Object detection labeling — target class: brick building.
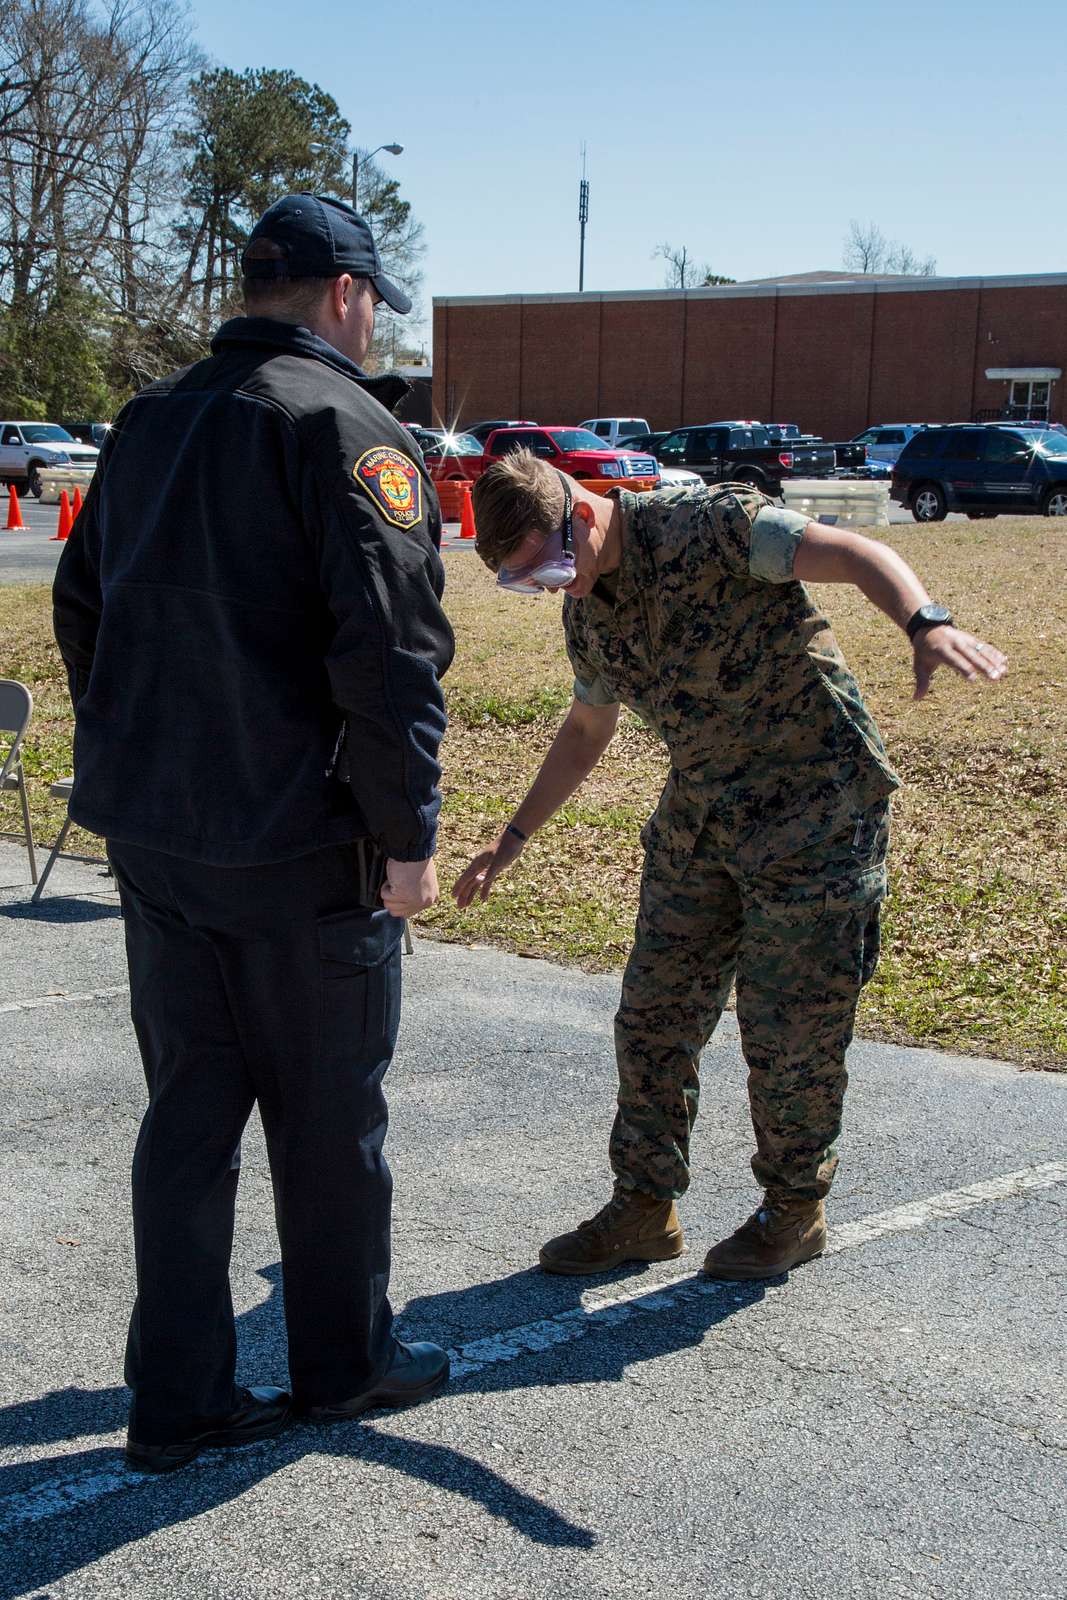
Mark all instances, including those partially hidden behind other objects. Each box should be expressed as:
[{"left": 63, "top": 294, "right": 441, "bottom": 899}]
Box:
[{"left": 432, "top": 272, "right": 1066, "bottom": 441}]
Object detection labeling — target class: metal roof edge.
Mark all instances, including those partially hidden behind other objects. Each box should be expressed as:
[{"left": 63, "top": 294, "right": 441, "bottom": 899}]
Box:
[{"left": 433, "top": 272, "right": 1067, "bottom": 308}]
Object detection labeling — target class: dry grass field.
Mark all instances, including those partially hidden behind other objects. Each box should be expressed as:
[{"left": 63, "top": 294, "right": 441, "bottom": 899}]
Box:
[{"left": 2, "top": 515, "right": 1064, "bottom": 1068}]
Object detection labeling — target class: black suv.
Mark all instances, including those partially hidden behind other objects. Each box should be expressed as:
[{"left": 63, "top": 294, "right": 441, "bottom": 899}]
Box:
[{"left": 892, "top": 424, "right": 1067, "bottom": 521}]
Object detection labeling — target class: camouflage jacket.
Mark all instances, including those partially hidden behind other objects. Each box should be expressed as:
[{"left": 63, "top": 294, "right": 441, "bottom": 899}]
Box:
[{"left": 563, "top": 485, "right": 900, "bottom": 873}]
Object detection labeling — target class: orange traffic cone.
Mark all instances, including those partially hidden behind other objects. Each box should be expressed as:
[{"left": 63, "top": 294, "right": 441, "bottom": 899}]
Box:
[
  {"left": 5, "top": 484, "right": 24, "bottom": 530},
  {"left": 459, "top": 486, "right": 477, "bottom": 540},
  {"left": 72, "top": 486, "right": 84, "bottom": 519},
  {"left": 52, "top": 491, "right": 73, "bottom": 542}
]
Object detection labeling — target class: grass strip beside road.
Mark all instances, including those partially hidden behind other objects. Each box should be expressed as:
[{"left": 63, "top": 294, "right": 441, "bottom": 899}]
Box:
[{"left": 2, "top": 517, "right": 1064, "bottom": 1069}]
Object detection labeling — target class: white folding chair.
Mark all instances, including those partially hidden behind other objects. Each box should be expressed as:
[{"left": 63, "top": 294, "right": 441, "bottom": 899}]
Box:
[{"left": 0, "top": 679, "right": 38, "bottom": 884}]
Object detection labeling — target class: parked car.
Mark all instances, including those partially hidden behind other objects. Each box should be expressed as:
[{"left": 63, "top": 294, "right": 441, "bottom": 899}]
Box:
[
  {"left": 657, "top": 465, "right": 705, "bottom": 488},
  {"left": 851, "top": 424, "right": 928, "bottom": 468},
  {"left": 0, "top": 420, "right": 100, "bottom": 497},
  {"left": 62, "top": 420, "right": 111, "bottom": 448},
  {"left": 403, "top": 424, "right": 444, "bottom": 455},
  {"left": 418, "top": 431, "right": 486, "bottom": 483},
  {"left": 578, "top": 417, "right": 652, "bottom": 448},
  {"left": 619, "top": 429, "right": 670, "bottom": 453},
  {"left": 652, "top": 422, "right": 836, "bottom": 495},
  {"left": 761, "top": 422, "right": 867, "bottom": 473},
  {"left": 465, "top": 419, "right": 538, "bottom": 445},
  {"left": 891, "top": 424, "right": 1067, "bottom": 521},
  {"left": 441, "top": 426, "right": 660, "bottom": 486}
]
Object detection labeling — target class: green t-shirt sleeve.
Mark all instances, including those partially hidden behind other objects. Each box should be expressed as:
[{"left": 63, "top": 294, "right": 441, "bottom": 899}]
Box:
[
  {"left": 748, "top": 505, "right": 810, "bottom": 582},
  {"left": 572, "top": 672, "right": 620, "bottom": 707}
]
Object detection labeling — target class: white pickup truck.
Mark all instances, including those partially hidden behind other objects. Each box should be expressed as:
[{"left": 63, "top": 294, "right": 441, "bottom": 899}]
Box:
[{"left": 0, "top": 421, "right": 100, "bottom": 499}]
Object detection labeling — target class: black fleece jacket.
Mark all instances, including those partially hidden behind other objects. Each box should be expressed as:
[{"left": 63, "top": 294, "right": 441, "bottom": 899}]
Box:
[{"left": 52, "top": 317, "right": 455, "bottom": 864}]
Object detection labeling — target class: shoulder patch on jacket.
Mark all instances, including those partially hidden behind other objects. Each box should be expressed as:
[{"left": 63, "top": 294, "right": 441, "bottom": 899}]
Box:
[{"left": 352, "top": 446, "right": 422, "bottom": 529}]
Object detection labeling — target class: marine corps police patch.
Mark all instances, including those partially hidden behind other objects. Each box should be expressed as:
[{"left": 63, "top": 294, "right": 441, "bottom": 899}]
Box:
[{"left": 353, "top": 446, "right": 422, "bottom": 529}]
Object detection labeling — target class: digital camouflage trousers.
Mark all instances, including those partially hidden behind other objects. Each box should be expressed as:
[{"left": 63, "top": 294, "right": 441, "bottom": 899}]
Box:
[{"left": 611, "top": 797, "right": 890, "bottom": 1202}]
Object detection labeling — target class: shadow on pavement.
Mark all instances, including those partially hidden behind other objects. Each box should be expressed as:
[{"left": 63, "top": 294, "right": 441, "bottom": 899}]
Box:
[
  {"left": 0, "top": 1254, "right": 765, "bottom": 1592},
  {"left": 0, "top": 1267, "right": 591, "bottom": 1595},
  {"left": 0, "top": 894, "right": 120, "bottom": 924}
]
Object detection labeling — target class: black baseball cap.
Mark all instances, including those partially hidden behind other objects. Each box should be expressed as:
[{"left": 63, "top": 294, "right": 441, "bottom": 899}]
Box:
[{"left": 241, "top": 193, "right": 412, "bottom": 315}]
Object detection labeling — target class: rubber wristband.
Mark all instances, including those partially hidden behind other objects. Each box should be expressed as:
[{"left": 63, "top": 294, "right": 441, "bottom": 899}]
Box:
[{"left": 505, "top": 822, "right": 528, "bottom": 844}]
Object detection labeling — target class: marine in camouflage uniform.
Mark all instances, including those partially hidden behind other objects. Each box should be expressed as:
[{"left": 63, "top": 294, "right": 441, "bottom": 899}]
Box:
[{"left": 563, "top": 484, "right": 898, "bottom": 1216}]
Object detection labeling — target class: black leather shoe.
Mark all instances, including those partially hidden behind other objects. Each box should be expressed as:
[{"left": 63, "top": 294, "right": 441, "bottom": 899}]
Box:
[
  {"left": 303, "top": 1340, "right": 450, "bottom": 1422},
  {"left": 124, "top": 1385, "right": 292, "bottom": 1473}
]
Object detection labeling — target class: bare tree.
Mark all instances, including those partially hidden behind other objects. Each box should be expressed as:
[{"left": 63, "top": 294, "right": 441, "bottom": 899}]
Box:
[
  {"left": 0, "top": 0, "right": 200, "bottom": 310},
  {"left": 843, "top": 218, "right": 936, "bottom": 276},
  {"left": 653, "top": 241, "right": 734, "bottom": 289}
]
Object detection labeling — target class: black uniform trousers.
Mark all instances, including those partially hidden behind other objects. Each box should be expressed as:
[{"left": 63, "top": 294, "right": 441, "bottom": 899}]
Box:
[{"left": 108, "top": 839, "right": 403, "bottom": 1444}]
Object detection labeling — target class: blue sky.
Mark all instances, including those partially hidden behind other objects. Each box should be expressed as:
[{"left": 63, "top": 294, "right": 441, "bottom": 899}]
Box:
[{"left": 188, "top": 0, "right": 1066, "bottom": 334}]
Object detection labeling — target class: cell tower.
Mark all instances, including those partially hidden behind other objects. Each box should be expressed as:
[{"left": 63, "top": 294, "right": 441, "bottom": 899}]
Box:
[{"left": 578, "top": 144, "right": 589, "bottom": 292}]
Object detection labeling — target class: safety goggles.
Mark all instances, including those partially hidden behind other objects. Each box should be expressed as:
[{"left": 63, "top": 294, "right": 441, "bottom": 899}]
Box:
[{"left": 495, "top": 476, "right": 577, "bottom": 595}]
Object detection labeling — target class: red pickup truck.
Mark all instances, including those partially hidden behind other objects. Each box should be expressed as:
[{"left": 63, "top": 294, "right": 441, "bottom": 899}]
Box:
[{"left": 428, "top": 425, "right": 661, "bottom": 488}]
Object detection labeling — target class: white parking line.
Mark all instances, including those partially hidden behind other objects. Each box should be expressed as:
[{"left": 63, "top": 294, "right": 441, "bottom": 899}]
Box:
[
  {"left": 0, "top": 984, "right": 128, "bottom": 1017},
  {"left": 2, "top": 1157, "right": 1063, "bottom": 1533},
  {"left": 451, "top": 1159, "right": 1067, "bottom": 1377}
]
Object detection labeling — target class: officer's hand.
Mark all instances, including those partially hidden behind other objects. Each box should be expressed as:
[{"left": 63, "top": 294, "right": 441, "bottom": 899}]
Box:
[
  {"left": 381, "top": 857, "right": 438, "bottom": 918},
  {"left": 452, "top": 831, "right": 525, "bottom": 908},
  {"left": 912, "top": 626, "right": 1007, "bottom": 701}
]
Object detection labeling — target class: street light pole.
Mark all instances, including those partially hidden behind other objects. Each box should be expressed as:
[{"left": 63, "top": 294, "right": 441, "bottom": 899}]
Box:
[{"left": 352, "top": 142, "right": 404, "bottom": 210}]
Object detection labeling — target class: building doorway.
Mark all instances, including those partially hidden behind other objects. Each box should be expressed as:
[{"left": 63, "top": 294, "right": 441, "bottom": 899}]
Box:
[{"left": 1008, "top": 378, "right": 1050, "bottom": 422}]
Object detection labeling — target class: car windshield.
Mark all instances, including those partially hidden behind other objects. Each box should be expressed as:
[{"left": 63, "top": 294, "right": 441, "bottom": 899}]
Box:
[
  {"left": 433, "top": 432, "right": 482, "bottom": 454},
  {"left": 1033, "top": 431, "right": 1067, "bottom": 456},
  {"left": 20, "top": 424, "right": 76, "bottom": 444},
  {"left": 549, "top": 429, "right": 606, "bottom": 451}
]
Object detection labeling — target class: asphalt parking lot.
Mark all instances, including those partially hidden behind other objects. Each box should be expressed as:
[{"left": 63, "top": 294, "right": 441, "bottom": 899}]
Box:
[
  {"left": 0, "top": 495, "right": 970, "bottom": 586},
  {"left": 1, "top": 841, "right": 1064, "bottom": 1600}
]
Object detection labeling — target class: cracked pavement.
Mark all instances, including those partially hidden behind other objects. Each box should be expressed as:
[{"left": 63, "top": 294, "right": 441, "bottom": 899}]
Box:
[{"left": 1, "top": 842, "right": 1065, "bottom": 1600}]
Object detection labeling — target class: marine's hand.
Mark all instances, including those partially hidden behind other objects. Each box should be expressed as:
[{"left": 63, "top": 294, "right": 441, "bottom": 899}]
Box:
[
  {"left": 913, "top": 626, "right": 1007, "bottom": 701},
  {"left": 381, "top": 857, "right": 438, "bottom": 918},
  {"left": 452, "top": 831, "right": 525, "bottom": 908}
]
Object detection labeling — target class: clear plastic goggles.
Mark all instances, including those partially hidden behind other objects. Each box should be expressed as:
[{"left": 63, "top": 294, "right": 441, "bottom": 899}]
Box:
[{"left": 495, "top": 476, "right": 577, "bottom": 595}]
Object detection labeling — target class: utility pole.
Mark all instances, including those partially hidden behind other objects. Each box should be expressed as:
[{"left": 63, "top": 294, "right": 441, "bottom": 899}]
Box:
[{"left": 578, "top": 144, "right": 589, "bottom": 292}]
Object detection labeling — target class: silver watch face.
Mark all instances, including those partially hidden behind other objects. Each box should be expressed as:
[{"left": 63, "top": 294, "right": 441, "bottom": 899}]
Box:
[{"left": 921, "top": 605, "right": 952, "bottom": 625}]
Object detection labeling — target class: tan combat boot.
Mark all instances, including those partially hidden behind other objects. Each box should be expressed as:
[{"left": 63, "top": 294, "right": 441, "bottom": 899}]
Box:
[
  {"left": 539, "top": 1185, "right": 685, "bottom": 1276},
  {"left": 701, "top": 1195, "right": 827, "bottom": 1281}
]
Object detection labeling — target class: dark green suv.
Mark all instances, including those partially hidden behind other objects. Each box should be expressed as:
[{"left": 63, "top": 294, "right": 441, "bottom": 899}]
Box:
[{"left": 891, "top": 424, "right": 1067, "bottom": 521}]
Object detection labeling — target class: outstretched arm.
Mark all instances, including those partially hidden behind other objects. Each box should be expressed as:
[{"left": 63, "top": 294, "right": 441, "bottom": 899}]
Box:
[
  {"left": 792, "top": 523, "right": 1007, "bottom": 700},
  {"left": 453, "top": 697, "right": 620, "bottom": 907}
]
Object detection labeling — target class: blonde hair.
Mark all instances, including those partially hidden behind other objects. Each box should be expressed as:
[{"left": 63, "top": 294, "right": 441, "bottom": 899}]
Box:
[{"left": 471, "top": 449, "right": 565, "bottom": 572}]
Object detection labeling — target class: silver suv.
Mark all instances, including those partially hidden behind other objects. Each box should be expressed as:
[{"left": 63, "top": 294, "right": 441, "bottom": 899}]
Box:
[
  {"left": 850, "top": 424, "right": 927, "bottom": 467},
  {"left": 0, "top": 421, "right": 100, "bottom": 497}
]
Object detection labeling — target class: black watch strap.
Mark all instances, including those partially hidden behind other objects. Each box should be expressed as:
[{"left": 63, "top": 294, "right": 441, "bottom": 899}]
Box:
[{"left": 906, "top": 603, "right": 953, "bottom": 642}]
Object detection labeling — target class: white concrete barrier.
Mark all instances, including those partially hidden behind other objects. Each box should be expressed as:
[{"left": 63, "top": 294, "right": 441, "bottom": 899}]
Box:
[
  {"left": 782, "top": 478, "right": 890, "bottom": 528},
  {"left": 36, "top": 465, "right": 96, "bottom": 505}
]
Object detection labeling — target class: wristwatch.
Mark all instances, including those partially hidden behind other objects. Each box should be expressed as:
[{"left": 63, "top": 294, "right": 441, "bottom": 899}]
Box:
[{"left": 906, "top": 603, "right": 954, "bottom": 642}]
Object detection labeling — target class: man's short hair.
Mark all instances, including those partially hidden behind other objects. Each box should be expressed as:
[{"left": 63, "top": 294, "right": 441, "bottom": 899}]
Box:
[
  {"left": 241, "top": 237, "right": 338, "bottom": 320},
  {"left": 472, "top": 449, "right": 565, "bottom": 572}
]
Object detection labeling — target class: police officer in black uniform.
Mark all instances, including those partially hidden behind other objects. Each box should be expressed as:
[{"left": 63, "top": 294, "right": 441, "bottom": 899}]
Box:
[{"left": 52, "top": 195, "right": 456, "bottom": 1472}]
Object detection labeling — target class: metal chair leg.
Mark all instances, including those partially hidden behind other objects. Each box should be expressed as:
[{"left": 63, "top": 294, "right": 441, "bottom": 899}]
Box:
[
  {"left": 31, "top": 813, "right": 72, "bottom": 903},
  {"left": 16, "top": 765, "right": 37, "bottom": 883}
]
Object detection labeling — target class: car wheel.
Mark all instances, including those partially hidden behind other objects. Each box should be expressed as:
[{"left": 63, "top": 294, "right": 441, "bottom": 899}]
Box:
[
  {"left": 731, "top": 469, "right": 765, "bottom": 491},
  {"left": 911, "top": 483, "right": 946, "bottom": 522},
  {"left": 1042, "top": 486, "right": 1067, "bottom": 517},
  {"left": 27, "top": 462, "right": 44, "bottom": 498}
]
